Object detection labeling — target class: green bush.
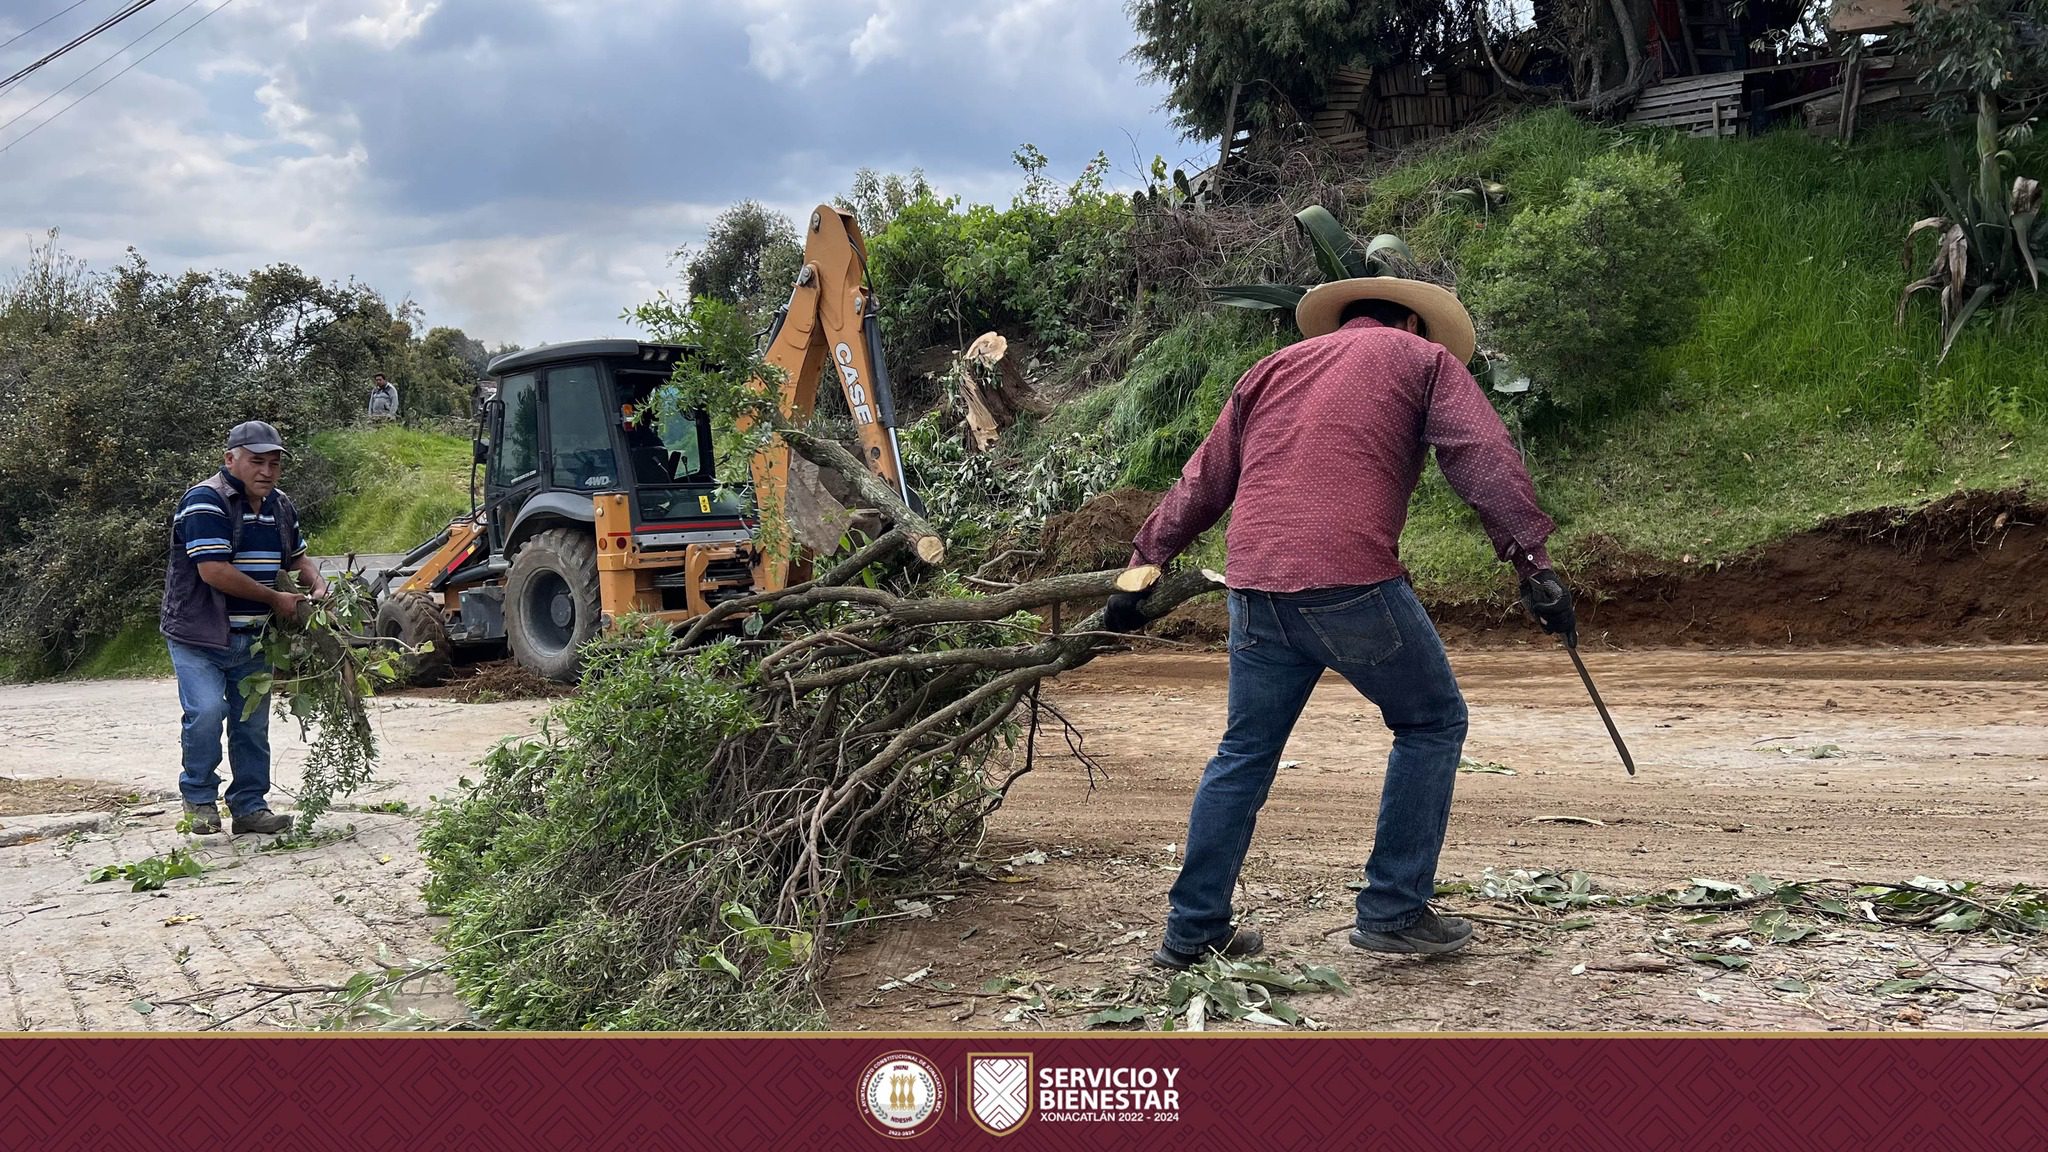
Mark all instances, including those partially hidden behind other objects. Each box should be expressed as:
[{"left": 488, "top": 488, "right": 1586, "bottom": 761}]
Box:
[
  {"left": 865, "top": 149, "right": 1135, "bottom": 362},
  {"left": 1466, "top": 151, "right": 1711, "bottom": 413},
  {"left": 0, "top": 244, "right": 416, "bottom": 670}
]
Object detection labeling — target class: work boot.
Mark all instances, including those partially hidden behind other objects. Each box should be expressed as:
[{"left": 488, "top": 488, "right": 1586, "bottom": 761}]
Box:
[
  {"left": 230, "top": 808, "right": 293, "bottom": 837},
  {"left": 1152, "top": 926, "right": 1264, "bottom": 971},
  {"left": 181, "top": 801, "right": 221, "bottom": 836},
  {"left": 1349, "top": 908, "right": 1473, "bottom": 956}
]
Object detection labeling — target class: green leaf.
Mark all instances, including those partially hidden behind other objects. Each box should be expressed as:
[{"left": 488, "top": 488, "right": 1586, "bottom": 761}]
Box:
[
  {"left": 720, "top": 902, "right": 765, "bottom": 932},
  {"left": 1771, "top": 978, "right": 1811, "bottom": 994},
  {"left": 1299, "top": 964, "right": 1349, "bottom": 993},
  {"left": 88, "top": 866, "right": 121, "bottom": 884},
  {"left": 1930, "top": 907, "right": 1985, "bottom": 932},
  {"left": 1557, "top": 916, "right": 1596, "bottom": 931},
  {"left": 1360, "top": 233, "right": 1414, "bottom": 276},
  {"left": 1084, "top": 1005, "right": 1149, "bottom": 1027},
  {"left": 1208, "top": 284, "right": 1307, "bottom": 310},
  {"left": 698, "top": 949, "right": 742, "bottom": 982},
  {"left": 130, "top": 999, "right": 154, "bottom": 1015},
  {"left": 1688, "top": 952, "right": 1750, "bottom": 970},
  {"left": 1940, "top": 282, "right": 1997, "bottom": 359},
  {"left": 1875, "top": 976, "right": 1936, "bottom": 996},
  {"left": 1295, "top": 205, "right": 1368, "bottom": 281}
]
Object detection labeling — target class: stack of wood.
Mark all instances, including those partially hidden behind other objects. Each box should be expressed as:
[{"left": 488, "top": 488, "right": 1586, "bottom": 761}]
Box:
[
  {"left": 956, "top": 333, "right": 1044, "bottom": 453},
  {"left": 1307, "top": 63, "right": 1502, "bottom": 157}
]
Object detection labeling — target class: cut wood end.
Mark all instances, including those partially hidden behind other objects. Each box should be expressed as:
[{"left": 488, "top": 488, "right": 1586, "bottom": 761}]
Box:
[
  {"left": 1199, "top": 568, "right": 1225, "bottom": 585},
  {"left": 913, "top": 536, "right": 947, "bottom": 564},
  {"left": 964, "top": 331, "right": 1008, "bottom": 364},
  {"left": 1115, "top": 565, "right": 1163, "bottom": 593}
]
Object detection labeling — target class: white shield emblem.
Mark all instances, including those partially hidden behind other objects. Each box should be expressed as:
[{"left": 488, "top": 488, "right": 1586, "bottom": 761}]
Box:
[{"left": 968, "top": 1053, "right": 1033, "bottom": 1136}]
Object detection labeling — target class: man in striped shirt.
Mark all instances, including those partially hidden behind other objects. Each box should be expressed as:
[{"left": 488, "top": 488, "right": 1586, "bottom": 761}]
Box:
[{"left": 160, "top": 421, "right": 328, "bottom": 836}]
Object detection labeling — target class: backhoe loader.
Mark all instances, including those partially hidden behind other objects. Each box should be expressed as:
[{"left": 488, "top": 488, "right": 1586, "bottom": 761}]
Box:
[{"left": 372, "top": 204, "right": 914, "bottom": 683}]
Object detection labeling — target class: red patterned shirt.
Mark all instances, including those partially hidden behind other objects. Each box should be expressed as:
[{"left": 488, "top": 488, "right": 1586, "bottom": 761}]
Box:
[{"left": 1130, "top": 317, "right": 1555, "bottom": 590}]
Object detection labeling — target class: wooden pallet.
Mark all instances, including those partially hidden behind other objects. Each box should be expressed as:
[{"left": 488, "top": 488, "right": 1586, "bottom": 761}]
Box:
[{"left": 1627, "top": 71, "right": 1747, "bottom": 136}]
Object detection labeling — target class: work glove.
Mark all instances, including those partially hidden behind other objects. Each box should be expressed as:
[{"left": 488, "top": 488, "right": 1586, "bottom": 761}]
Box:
[
  {"left": 1101, "top": 591, "right": 1149, "bottom": 635},
  {"left": 1519, "top": 569, "right": 1576, "bottom": 645}
]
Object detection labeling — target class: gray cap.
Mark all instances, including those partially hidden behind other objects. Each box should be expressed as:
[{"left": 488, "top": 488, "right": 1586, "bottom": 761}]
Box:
[{"left": 227, "top": 420, "right": 287, "bottom": 454}]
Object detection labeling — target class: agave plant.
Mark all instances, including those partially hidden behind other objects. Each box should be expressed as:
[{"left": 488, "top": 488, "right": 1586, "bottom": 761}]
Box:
[
  {"left": 1899, "top": 154, "right": 2046, "bottom": 360},
  {"left": 1209, "top": 205, "right": 1526, "bottom": 392},
  {"left": 1209, "top": 205, "right": 1415, "bottom": 314}
]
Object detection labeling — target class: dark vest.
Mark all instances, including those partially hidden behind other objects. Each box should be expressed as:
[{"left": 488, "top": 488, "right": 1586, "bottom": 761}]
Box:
[{"left": 160, "top": 473, "right": 301, "bottom": 651}]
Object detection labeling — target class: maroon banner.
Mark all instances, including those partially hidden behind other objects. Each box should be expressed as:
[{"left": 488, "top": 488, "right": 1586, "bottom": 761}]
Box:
[{"left": 2, "top": 1035, "right": 2044, "bottom": 1150}]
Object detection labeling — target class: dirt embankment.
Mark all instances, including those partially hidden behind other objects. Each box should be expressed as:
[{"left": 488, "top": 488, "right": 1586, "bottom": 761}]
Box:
[
  {"left": 1437, "top": 489, "right": 2048, "bottom": 647},
  {"left": 1032, "top": 487, "right": 2048, "bottom": 648}
]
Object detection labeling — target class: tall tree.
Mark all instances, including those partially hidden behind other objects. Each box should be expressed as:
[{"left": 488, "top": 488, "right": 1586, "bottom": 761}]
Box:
[
  {"left": 684, "top": 201, "right": 804, "bottom": 320},
  {"left": 1126, "top": 0, "right": 1465, "bottom": 138}
]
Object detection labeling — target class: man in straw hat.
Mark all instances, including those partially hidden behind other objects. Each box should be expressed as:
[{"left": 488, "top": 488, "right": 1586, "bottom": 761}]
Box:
[{"left": 1102, "top": 276, "right": 1576, "bottom": 969}]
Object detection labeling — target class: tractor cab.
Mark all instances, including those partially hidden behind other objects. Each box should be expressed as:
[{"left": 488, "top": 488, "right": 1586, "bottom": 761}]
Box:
[
  {"left": 480, "top": 341, "right": 749, "bottom": 564},
  {"left": 376, "top": 340, "right": 756, "bottom": 682}
]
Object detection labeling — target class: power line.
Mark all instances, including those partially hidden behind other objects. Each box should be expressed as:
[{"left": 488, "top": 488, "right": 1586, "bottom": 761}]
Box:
[
  {"left": 0, "top": 0, "right": 157, "bottom": 95},
  {"left": 0, "top": 0, "right": 236, "bottom": 158},
  {"left": 0, "top": 0, "right": 99, "bottom": 57},
  {"left": 0, "top": 0, "right": 204, "bottom": 143}
]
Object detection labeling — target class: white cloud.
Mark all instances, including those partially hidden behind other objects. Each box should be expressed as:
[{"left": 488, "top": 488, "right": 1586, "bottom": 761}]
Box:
[
  {"left": 0, "top": 0, "right": 1180, "bottom": 346},
  {"left": 849, "top": 0, "right": 908, "bottom": 69},
  {"left": 336, "top": 0, "right": 440, "bottom": 48}
]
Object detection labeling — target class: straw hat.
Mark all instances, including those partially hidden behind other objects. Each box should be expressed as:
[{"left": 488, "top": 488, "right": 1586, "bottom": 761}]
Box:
[{"left": 1295, "top": 277, "right": 1477, "bottom": 363}]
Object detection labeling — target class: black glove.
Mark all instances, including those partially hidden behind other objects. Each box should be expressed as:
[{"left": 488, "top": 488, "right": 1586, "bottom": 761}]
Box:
[
  {"left": 1101, "top": 591, "right": 1149, "bottom": 634},
  {"left": 1520, "top": 569, "right": 1577, "bottom": 644}
]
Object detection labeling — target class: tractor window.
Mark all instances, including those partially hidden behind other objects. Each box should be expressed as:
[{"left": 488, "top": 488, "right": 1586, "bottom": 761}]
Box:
[
  {"left": 493, "top": 372, "right": 540, "bottom": 486},
  {"left": 617, "top": 369, "right": 709, "bottom": 484},
  {"left": 545, "top": 365, "right": 619, "bottom": 491}
]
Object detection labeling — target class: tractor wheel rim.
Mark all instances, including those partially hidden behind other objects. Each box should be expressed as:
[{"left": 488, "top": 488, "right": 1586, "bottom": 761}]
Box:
[{"left": 525, "top": 571, "right": 576, "bottom": 654}]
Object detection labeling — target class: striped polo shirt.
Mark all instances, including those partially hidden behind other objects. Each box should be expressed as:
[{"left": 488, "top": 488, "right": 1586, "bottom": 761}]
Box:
[{"left": 174, "top": 471, "right": 309, "bottom": 632}]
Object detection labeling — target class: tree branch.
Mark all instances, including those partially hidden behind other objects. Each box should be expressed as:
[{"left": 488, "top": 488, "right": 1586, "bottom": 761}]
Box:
[{"left": 777, "top": 427, "right": 945, "bottom": 565}]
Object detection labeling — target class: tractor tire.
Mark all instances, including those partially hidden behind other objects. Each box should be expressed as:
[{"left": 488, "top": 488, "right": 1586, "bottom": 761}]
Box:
[
  {"left": 375, "top": 593, "right": 453, "bottom": 687},
  {"left": 505, "top": 528, "right": 601, "bottom": 683}
]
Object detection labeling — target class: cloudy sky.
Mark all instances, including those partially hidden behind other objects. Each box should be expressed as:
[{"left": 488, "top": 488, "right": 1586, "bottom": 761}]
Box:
[{"left": 0, "top": 0, "right": 1195, "bottom": 347}]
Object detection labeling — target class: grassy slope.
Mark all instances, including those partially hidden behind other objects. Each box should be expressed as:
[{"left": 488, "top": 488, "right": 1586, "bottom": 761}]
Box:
[
  {"left": 72, "top": 425, "right": 473, "bottom": 679},
  {"left": 1088, "top": 112, "right": 2048, "bottom": 602},
  {"left": 303, "top": 425, "right": 474, "bottom": 555}
]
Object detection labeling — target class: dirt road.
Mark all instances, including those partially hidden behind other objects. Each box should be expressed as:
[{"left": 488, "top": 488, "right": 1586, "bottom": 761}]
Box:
[
  {"left": 826, "top": 646, "right": 2048, "bottom": 1033},
  {"left": 2, "top": 645, "right": 2044, "bottom": 1032}
]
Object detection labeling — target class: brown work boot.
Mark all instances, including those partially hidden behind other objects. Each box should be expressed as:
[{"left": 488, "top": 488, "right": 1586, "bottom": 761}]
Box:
[
  {"left": 181, "top": 801, "right": 221, "bottom": 836},
  {"left": 230, "top": 808, "right": 293, "bottom": 836}
]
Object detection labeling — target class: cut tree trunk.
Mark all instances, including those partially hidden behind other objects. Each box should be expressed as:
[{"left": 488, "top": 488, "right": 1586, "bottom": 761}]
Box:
[{"left": 957, "top": 333, "right": 1044, "bottom": 453}]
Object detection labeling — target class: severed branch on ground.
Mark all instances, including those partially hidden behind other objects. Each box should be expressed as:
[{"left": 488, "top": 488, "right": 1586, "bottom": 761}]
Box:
[{"left": 422, "top": 419, "right": 1224, "bottom": 1026}]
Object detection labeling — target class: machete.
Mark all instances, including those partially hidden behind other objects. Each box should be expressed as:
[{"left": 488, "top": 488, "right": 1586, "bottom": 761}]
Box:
[{"left": 1563, "top": 637, "right": 1635, "bottom": 776}]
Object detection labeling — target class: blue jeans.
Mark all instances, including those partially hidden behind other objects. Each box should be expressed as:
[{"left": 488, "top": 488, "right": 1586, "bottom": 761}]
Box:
[
  {"left": 168, "top": 635, "right": 273, "bottom": 817},
  {"left": 1164, "top": 579, "right": 1468, "bottom": 953}
]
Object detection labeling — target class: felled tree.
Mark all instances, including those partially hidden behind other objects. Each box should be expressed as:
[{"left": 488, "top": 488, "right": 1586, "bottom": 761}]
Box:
[{"left": 418, "top": 297, "right": 1223, "bottom": 1030}]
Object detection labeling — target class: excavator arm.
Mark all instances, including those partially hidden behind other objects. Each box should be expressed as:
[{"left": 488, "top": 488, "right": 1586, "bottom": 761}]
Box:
[{"left": 749, "top": 204, "right": 912, "bottom": 591}]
